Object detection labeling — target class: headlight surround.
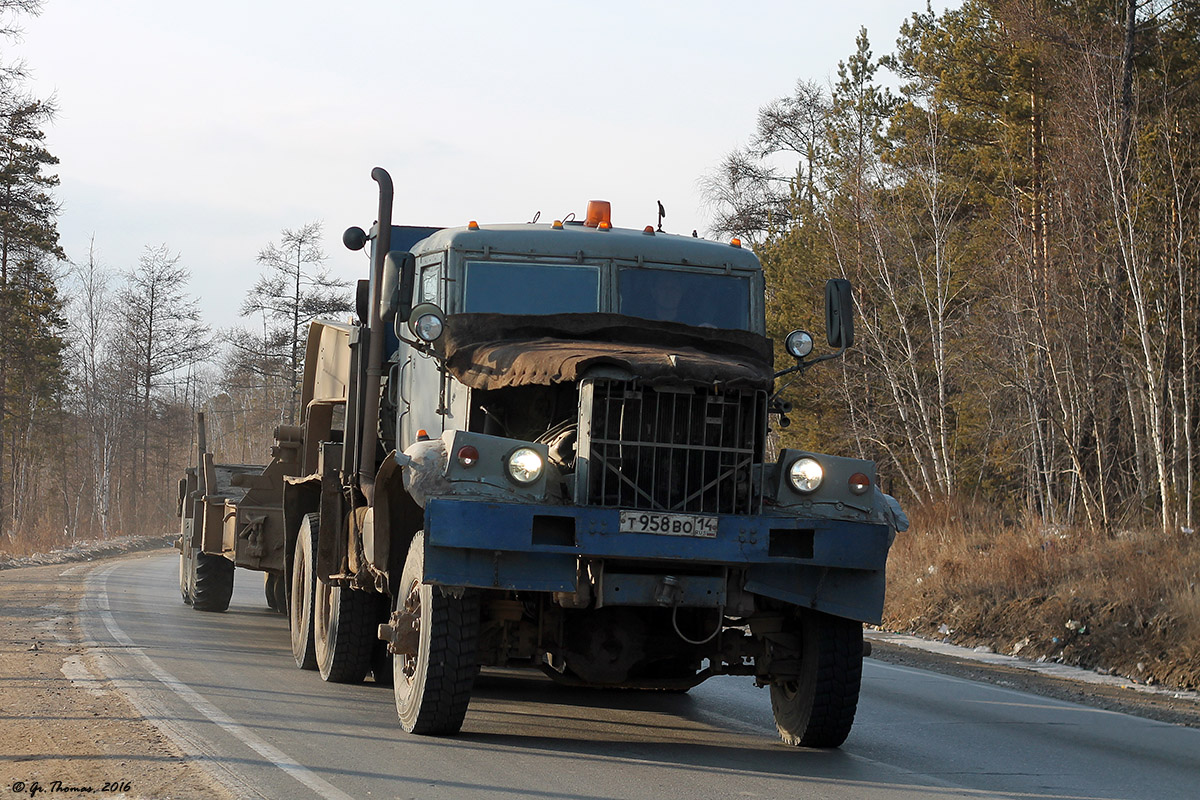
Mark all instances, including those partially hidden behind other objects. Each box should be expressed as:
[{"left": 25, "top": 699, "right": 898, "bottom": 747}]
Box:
[
  {"left": 787, "top": 457, "right": 823, "bottom": 493},
  {"left": 506, "top": 447, "right": 544, "bottom": 485}
]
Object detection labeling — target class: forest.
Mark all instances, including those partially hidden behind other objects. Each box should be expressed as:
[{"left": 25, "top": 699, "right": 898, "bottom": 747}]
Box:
[
  {"left": 701, "top": 0, "right": 1200, "bottom": 684},
  {"left": 2, "top": 1, "right": 1197, "bottom": 683}
]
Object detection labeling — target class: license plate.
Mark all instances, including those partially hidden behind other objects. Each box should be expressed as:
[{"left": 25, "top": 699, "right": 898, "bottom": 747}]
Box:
[{"left": 619, "top": 511, "right": 718, "bottom": 538}]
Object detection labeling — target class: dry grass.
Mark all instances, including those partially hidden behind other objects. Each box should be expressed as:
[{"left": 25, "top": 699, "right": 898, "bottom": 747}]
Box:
[
  {"left": 883, "top": 499, "right": 1200, "bottom": 690},
  {"left": 1, "top": 520, "right": 80, "bottom": 558}
]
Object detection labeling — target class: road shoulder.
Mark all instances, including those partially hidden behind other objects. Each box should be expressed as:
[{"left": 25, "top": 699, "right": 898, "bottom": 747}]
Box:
[
  {"left": 867, "top": 630, "right": 1200, "bottom": 728},
  {"left": 0, "top": 549, "right": 236, "bottom": 800}
]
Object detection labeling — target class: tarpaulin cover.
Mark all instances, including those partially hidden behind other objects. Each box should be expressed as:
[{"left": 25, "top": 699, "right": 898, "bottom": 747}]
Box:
[{"left": 437, "top": 313, "right": 775, "bottom": 390}]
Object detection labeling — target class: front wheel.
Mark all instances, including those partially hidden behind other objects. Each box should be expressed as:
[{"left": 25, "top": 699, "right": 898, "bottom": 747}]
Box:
[
  {"left": 769, "top": 610, "right": 863, "bottom": 748},
  {"left": 393, "top": 531, "right": 480, "bottom": 735}
]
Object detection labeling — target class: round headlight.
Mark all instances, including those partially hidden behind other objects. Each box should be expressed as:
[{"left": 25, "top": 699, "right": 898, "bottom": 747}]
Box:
[
  {"left": 506, "top": 447, "right": 544, "bottom": 485},
  {"left": 413, "top": 313, "right": 443, "bottom": 342},
  {"left": 788, "top": 457, "right": 823, "bottom": 493},
  {"left": 785, "top": 330, "right": 814, "bottom": 359},
  {"left": 406, "top": 302, "right": 446, "bottom": 342}
]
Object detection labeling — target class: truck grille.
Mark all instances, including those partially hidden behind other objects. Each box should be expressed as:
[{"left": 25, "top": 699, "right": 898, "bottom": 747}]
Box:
[{"left": 578, "top": 378, "right": 764, "bottom": 515}]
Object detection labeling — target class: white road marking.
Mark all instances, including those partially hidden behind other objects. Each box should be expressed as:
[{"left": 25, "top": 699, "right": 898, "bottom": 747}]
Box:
[{"left": 83, "top": 562, "right": 356, "bottom": 800}]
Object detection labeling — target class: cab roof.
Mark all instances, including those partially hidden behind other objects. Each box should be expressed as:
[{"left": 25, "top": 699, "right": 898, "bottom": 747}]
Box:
[{"left": 408, "top": 222, "right": 762, "bottom": 272}]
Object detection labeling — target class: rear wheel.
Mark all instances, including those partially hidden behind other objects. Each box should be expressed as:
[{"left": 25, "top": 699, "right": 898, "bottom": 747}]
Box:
[
  {"left": 192, "top": 552, "right": 234, "bottom": 612},
  {"left": 265, "top": 573, "right": 286, "bottom": 613},
  {"left": 289, "top": 514, "right": 319, "bottom": 670},
  {"left": 393, "top": 531, "right": 479, "bottom": 735},
  {"left": 769, "top": 610, "right": 863, "bottom": 748},
  {"left": 314, "top": 576, "right": 378, "bottom": 684}
]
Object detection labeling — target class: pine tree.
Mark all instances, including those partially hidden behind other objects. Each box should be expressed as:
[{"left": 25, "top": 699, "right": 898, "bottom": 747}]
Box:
[{"left": 240, "top": 222, "right": 351, "bottom": 424}]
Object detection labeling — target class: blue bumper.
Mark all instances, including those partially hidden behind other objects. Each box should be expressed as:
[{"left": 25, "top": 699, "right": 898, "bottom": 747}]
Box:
[{"left": 423, "top": 498, "right": 892, "bottom": 624}]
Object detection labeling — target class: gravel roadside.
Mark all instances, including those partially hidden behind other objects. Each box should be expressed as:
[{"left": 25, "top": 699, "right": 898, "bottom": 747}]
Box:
[{"left": 0, "top": 545, "right": 235, "bottom": 800}]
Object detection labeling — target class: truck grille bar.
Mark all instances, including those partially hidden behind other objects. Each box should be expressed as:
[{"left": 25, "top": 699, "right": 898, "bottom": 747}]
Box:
[{"left": 578, "top": 378, "right": 764, "bottom": 515}]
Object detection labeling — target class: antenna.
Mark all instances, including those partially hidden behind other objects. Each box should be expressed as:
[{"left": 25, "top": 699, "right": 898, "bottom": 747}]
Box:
[{"left": 657, "top": 201, "right": 666, "bottom": 232}]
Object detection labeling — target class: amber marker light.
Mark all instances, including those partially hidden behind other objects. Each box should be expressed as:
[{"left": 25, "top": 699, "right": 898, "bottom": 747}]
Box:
[
  {"left": 731, "top": 237, "right": 742, "bottom": 248},
  {"left": 416, "top": 429, "right": 430, "bottom": 441},
  {"left": 643, "top": 226, "right": 655, "bottom": 235},
  {"left": 584, "top": 200, "right": 612, "bottom": 228},
  {"left": 552, "top": 220, "right": 563, "bottom": 229},
  {"left": 598, "top": 221, "right": 611, "bottom": 230},
  {"left": 467, "top": 220, "right": 479, "bottom": 230}
]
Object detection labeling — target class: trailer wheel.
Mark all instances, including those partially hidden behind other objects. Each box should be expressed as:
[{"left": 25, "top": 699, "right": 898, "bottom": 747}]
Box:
[
  {"left": 265, "top": 573, "right": 286, "bottom": 613},
  {"left": 289, "top": 513, "right": 319, "bottom": 670},
  {"left": 314, "top": 577, "right": 378, "bottom": 684},
  {"left": 179, "top": 539, "right": 195, "bottom": 605},
  {"left": 192, "top": 552, "right": 234, "bottom": 612},
  {"left": 393, "top": 531, "right": 479, "bottom": 735},
  {"left": 769, "top": 610, "right": 863, "bottom": 748}
]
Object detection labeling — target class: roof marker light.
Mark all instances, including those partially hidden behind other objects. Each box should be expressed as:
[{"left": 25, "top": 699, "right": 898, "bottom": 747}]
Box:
[
  {"left": 731, "top": 237, "right": 742, "bottom": 248},
  {"left": 643, "top": 226, "right": 655, "bottom": 235},
  {"left": 598, "top": 221, "right": 611, "bottom": 230},
  {"left": 467, "top": 220, "right": 479, "bottom": 230},
  {"left": 584, "top": 200, "right": 611, "bottom": 228},
  {"left": 552, "top": 220, "right": 563, "bottom": 229}
]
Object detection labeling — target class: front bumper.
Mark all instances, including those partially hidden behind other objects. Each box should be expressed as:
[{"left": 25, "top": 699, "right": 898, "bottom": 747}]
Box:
[{"left": 422, "top": 498, "right": 892, "bottom": 624}]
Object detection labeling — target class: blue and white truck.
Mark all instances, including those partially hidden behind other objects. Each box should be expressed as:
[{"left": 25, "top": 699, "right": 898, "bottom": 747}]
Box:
[{"left": 178, "top": 167, "right": 904, "bottom": 749}]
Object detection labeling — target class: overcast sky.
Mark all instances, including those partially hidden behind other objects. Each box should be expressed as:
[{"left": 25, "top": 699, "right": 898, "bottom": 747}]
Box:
[{"left": 13, "top": 1, "right": 949, "bottom": 328}]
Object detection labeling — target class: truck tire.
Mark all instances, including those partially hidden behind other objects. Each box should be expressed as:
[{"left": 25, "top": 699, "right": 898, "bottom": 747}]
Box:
[
  {"left": 192, "top": 552, "right": 235, "bottom": 612},
  {"left": 769, "top": 609, "right": 863, "bottom": 748},
  {"left": 371, "top": 639, "right": 394, "bottom": 686},
  {"left": 314, "top": 577, "right": 378, "bottom": 684},
  {"left": 179, "top": 539, "right": 194, "bottom": 605},
  {"left": 393, "top": 531, "right": 480, "bottom": 735},
  {"left": 290, "top": 513, "right": 319, "bottom": 670},
  {"left": 265, "top": 573, "right": 286, "bottom": 613}
]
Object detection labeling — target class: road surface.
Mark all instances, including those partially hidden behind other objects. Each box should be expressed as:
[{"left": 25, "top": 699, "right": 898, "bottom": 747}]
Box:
[{"left": 79, "top": 554, "right": 1200, "bottom": 800}]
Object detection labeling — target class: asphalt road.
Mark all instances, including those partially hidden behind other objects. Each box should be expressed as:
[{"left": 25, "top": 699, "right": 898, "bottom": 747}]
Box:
[{"left": 79, "top": 553, "right": 1200, "bottom": 800}]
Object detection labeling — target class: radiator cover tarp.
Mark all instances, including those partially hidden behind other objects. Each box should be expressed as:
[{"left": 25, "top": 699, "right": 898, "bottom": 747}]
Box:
[{"left": 439, "top": 313, "right": 774, "bottom": 391}]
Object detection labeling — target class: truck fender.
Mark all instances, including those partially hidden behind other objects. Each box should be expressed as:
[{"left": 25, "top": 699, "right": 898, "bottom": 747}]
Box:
[
  {"left": 282, "top": 476, "right": 321, "bottom": 591},
  {"left": 373, "top": 450, "right": 425, "bottom": 591}
]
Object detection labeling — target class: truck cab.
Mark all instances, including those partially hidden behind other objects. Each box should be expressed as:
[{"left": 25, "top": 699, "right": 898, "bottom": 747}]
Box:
[{"left": 283, "top": 171, "right": 901, "bottom": 748}]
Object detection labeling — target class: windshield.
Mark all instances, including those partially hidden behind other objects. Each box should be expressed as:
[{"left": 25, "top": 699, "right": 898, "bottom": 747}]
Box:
[
  {"left": 462, "top": 261, "right": 599, "bottom": 314},
  {"left": 619, "top": 269, "right": 751, "bottom": 329}
]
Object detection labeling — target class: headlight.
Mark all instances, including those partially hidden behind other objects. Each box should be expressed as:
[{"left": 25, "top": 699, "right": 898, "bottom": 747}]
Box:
[
  {"left": 506, "top": 447, "right": 544, "bottom": 485},
  {"left": 406, "top": 302, "right": 446, "bottom": 342},
  {"left": 787, "top": 457, "right": 823, "bottom": 493},
  {"left": 785, "top": 329, "right": 814, "bottom": 358},
  {"left": 412, "top": 312, "right": 443, "bottom": 342}
]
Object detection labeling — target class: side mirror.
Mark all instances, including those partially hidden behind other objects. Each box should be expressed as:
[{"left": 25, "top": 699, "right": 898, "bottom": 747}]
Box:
[
  {"left": 825, "top": 279, "right": 854, "bottom": 349},
  {"left": 380, "top": 251, "right": 416, "bottom": 322}
]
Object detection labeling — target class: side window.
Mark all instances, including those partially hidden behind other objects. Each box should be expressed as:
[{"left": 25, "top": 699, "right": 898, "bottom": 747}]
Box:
[{"left": 419, "top": 263, "right": 441, "bottom": 305}]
